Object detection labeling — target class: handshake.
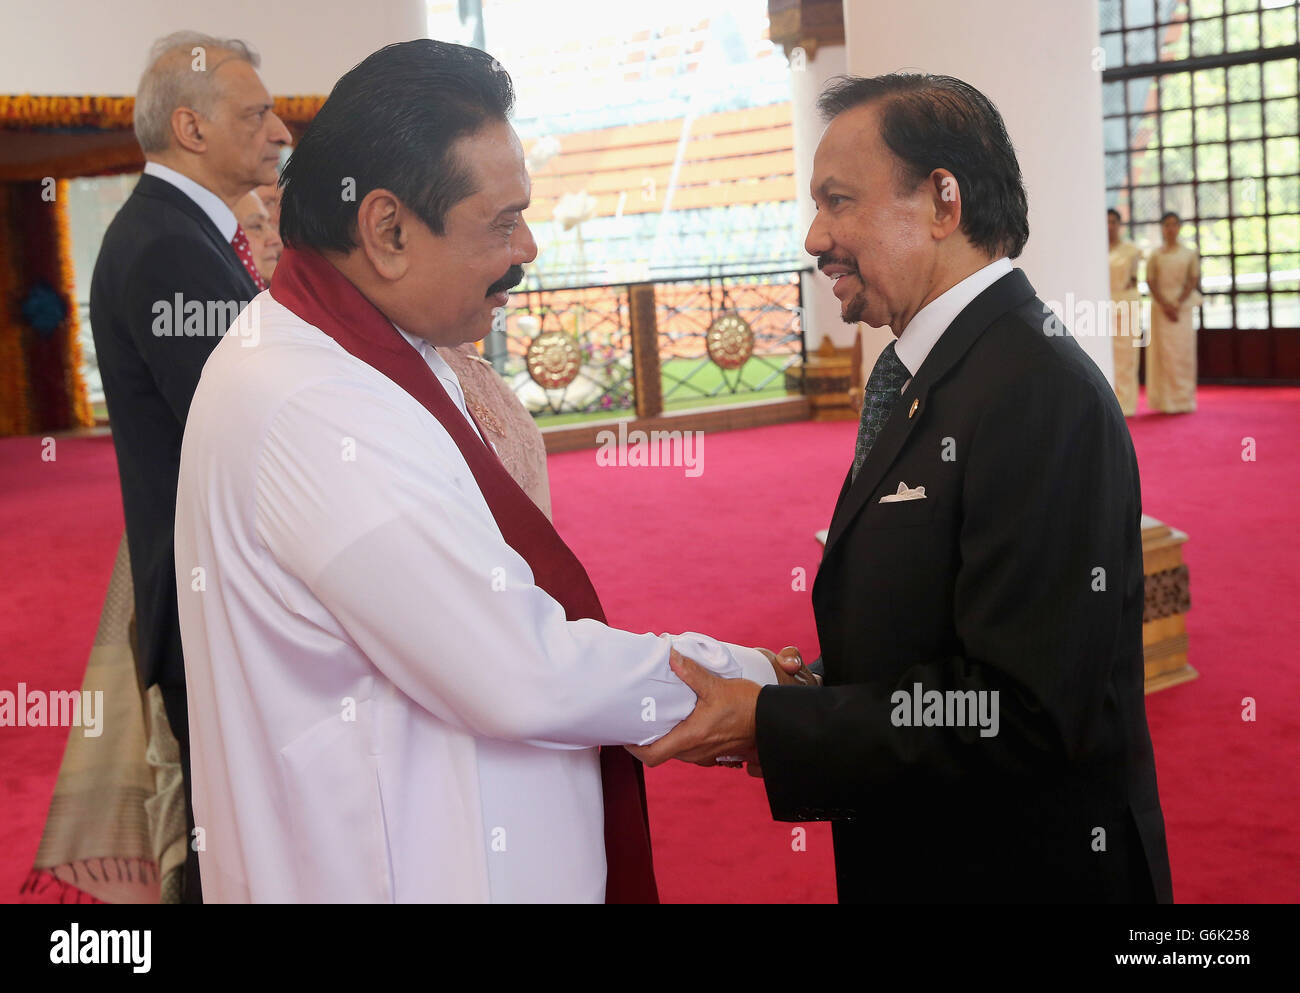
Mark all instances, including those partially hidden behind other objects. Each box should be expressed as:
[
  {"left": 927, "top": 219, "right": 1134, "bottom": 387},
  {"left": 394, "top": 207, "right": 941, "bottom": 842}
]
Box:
[{"left": 627, "top": 646, "right": 820, "bottom": 776}]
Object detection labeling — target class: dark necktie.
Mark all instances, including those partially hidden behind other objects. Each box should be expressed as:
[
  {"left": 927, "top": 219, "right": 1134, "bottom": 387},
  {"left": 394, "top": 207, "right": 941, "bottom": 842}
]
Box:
[
  {"left": 231, "top": 225, "right": 268, "bottom": 291},
  {"left": 852, "top": 340, "right": 910, "bottom": 482}
]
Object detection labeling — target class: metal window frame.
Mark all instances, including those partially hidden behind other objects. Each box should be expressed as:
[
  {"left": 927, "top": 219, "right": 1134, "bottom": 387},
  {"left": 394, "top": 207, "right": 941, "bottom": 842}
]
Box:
[{"left": 1100, "top": 0, "right": 1300, "bottom": 330}]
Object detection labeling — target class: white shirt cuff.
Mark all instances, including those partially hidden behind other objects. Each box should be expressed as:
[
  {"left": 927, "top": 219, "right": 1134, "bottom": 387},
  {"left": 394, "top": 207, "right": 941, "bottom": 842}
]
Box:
[
  {"left": 729, "top": 644, "right": 778, "bottom": 686},
  {"left": 662, "top": 634, "right": 777, "bottom": 687}
]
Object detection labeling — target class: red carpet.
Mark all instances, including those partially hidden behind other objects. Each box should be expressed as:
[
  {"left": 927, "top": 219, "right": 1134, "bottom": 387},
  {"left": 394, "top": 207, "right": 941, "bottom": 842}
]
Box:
[{"left": 1, "top": 385, "right": 1297, "bottom": 903}]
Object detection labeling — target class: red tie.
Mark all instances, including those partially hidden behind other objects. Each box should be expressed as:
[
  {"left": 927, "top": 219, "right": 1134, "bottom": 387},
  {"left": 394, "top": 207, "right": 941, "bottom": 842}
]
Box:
[{"left": 231, "top": 225, "right": 268, "bottom": 291}]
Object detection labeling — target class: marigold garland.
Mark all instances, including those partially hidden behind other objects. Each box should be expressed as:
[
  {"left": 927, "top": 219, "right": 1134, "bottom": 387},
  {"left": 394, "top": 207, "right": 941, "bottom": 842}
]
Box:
[
  {"left": 0, "top": 94, "right": 326, "bottom": 130},
  {"left": 55, "top": 179, "right": 92, "bottom": 428}
]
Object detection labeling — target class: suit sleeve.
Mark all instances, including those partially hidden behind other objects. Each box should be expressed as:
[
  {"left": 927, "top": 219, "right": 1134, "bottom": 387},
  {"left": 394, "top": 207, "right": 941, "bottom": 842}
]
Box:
[
  {"left": 755, "top": 366, "right": 1137, "bottom": 820},
  {"left": 124, "top": 233, "right": 252, "bottom": 423}
]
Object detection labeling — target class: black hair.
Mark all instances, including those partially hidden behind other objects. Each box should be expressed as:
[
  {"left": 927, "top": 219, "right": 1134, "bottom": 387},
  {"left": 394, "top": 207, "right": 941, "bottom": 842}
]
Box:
[
  {"left": 279, "top": 39, "right": 514, "bottom": 252},
  {"left": 1160, "top": 211, "right": 1181, "bottom": 223},
  {"left": 818, "top": 73, "right": 1029, "bottom": 259},
  {"left": 1107, "top": 208, "right": 1122, "bottom": 221}
]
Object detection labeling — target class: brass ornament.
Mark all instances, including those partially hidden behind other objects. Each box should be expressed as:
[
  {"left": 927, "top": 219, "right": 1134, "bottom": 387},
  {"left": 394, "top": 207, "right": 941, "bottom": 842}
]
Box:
[
  {"left": 705, "top": 313, "right": 755, "bottom": 370},
  {"left": 526, "top": 329, "right": 582, "bottom": 389}
]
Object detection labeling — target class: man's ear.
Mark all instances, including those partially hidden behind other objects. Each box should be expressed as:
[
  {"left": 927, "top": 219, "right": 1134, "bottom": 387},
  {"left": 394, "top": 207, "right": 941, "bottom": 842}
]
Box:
[
  {"left": 355, "top": 189, "right": 409, "bottom": 280},
  {"left": 171, "top": 107, "right": 205, "bottom": 155},
  {"left": 929, "top": 168, "right": 962, "bottom": 240}
]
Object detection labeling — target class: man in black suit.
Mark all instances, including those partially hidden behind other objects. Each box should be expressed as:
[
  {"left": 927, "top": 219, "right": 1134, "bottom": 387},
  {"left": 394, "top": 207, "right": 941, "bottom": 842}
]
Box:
[
  {"left": 89, "top": 31, "right": 290, "bottom": 902},
  {"left": 632, "top": 74, "right": 1173, "bottom": 903}
]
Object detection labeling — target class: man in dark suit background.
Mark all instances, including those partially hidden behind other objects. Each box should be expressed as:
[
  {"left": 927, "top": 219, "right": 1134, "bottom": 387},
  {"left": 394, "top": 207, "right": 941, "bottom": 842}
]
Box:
[
  {"left": 632, "top": 73, "right": 1173, "bottom": 903},
  {"left": 89, "top": 30, "right": 290, "bottom": 902}
]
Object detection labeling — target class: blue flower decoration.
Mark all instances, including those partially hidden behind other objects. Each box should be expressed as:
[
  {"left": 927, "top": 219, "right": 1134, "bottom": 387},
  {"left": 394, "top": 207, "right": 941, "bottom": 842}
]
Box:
[{"left": 21, "top": 282, "right": 68, "bottom": 339}]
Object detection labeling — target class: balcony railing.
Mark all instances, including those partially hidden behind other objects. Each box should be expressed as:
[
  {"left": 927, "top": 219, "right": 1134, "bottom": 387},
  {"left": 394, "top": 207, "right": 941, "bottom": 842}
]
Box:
[{"left": 482, "top": 267, "right": 808, "bottom": 426}]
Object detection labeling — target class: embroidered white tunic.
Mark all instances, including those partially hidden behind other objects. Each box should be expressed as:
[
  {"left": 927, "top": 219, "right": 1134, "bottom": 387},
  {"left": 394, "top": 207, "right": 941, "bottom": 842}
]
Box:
[{"left": 174, "top": 292, "right": 773, "bottom": 903}]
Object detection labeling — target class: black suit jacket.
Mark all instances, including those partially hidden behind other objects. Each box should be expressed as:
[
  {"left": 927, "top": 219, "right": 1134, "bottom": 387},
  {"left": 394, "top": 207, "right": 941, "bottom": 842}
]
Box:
[
  {"left": 90, "top": 173, "right": 257, "bottom": 691},
  {"left": 755, "top": 270, "right": 1173, "bottom": 903}
]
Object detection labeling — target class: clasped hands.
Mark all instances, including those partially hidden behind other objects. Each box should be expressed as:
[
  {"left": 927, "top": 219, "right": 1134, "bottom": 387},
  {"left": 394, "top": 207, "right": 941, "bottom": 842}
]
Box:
[{"left": 626, "top": 646, "right": 819, "bottom": 776}]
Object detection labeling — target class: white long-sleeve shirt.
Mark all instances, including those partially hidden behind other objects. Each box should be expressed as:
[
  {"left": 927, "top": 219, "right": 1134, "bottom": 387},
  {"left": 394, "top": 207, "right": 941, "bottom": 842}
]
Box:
[{"left": 174, "top": 292, "right": 774, "bottom": 903}]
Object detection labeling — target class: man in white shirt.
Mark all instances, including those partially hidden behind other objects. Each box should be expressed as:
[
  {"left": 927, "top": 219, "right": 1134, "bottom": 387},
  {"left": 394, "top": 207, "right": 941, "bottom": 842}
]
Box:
[{"left": 175, "top": 39, "right": 809, "bottom": 903}]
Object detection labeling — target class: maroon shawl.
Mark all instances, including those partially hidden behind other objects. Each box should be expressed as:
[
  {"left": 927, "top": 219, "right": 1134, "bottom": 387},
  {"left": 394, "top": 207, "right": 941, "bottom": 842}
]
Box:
[{"left": 271, "top": 246, "right": 658, "bottom": 904}]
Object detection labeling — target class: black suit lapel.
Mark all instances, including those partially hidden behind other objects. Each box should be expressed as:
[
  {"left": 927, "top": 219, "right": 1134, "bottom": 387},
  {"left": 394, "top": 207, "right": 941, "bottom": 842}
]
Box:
[
  {"left": 133, "top": 173, "right": 257, "bottom": 297},
  {"left": 821, "top": 269, "right": 1038, "bottom": 558}
]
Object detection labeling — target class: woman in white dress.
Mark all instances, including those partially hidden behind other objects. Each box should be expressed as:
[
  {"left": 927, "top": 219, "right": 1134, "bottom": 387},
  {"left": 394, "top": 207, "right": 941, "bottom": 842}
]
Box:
[
  {"left": 1145, "top": 211, "right": 1202, "bottom": 413},
  {"left": 1107, "top": 209, "right": 1142, "bottom": 416}
]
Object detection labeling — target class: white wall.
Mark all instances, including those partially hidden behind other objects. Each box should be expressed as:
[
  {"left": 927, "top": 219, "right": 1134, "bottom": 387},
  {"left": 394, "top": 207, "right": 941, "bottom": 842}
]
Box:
[
  {"left": 0, "top": 0, "right": 427, "bottom": 96},
  {"left": 791, "top": 43, "right": 851, "bottom": 351},
  {"left": 841, "top": 0, "right": 1114, "bottom": 381}
]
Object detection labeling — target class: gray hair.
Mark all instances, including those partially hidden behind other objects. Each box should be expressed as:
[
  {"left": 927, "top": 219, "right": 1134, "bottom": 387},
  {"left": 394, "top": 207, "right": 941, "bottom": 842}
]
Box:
[{"left": 134, "top": 31, "right": 261, "bottom": 154}]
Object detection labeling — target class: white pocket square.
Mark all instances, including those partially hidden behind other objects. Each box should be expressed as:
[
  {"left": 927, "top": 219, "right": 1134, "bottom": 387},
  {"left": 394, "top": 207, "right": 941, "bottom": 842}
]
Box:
[{"left": 879, "top": 482, "right": 927, "bottom": 503}]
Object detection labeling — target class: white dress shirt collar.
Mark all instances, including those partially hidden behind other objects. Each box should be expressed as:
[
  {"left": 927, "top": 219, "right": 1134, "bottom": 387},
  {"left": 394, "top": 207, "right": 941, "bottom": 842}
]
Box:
[
  {"left": 394, "top": 326, "right": 483, "bottom": 443},
  {"left": 893, "top": 257, "right": 1013, "bottom": 377},
  {"left": 143, "top": 161, "right": 238, "bottom": 242},
  {"left": 395, "top": 325, "right": 430, "bottom": 356}
]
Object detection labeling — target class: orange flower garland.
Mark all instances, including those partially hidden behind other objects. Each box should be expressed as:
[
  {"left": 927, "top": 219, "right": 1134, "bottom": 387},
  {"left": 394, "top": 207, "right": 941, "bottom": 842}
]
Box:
[
  {"left": 0, "top": 94, "right": 326, "bottom": 130},
  {"left": 54, "top": 179, "right": 92, "bottom": 428}
]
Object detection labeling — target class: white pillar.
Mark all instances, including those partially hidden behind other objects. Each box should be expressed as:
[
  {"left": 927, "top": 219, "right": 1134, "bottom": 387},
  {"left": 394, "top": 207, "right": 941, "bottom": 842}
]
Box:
[
  {"left": 841, "top": 0, "right": 1114, "bottom": 382},
  {"left": 790, "top": 42, "right": 851, "bottom": 352}
]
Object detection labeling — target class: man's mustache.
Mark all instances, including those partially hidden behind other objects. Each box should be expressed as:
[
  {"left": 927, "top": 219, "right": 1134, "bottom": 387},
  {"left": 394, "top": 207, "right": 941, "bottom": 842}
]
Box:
[
  {"left": 817, "top": 254, "right": 858, "bottom": 275},
  {"left": 486, "top": 265, "right": 525, "bottom": 297}
]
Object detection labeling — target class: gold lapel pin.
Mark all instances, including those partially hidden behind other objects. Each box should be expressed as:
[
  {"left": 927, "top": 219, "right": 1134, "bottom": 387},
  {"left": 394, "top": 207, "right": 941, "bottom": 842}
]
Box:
[{"left": 908, "top": 398, "right": 919, "bottom": 419}]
